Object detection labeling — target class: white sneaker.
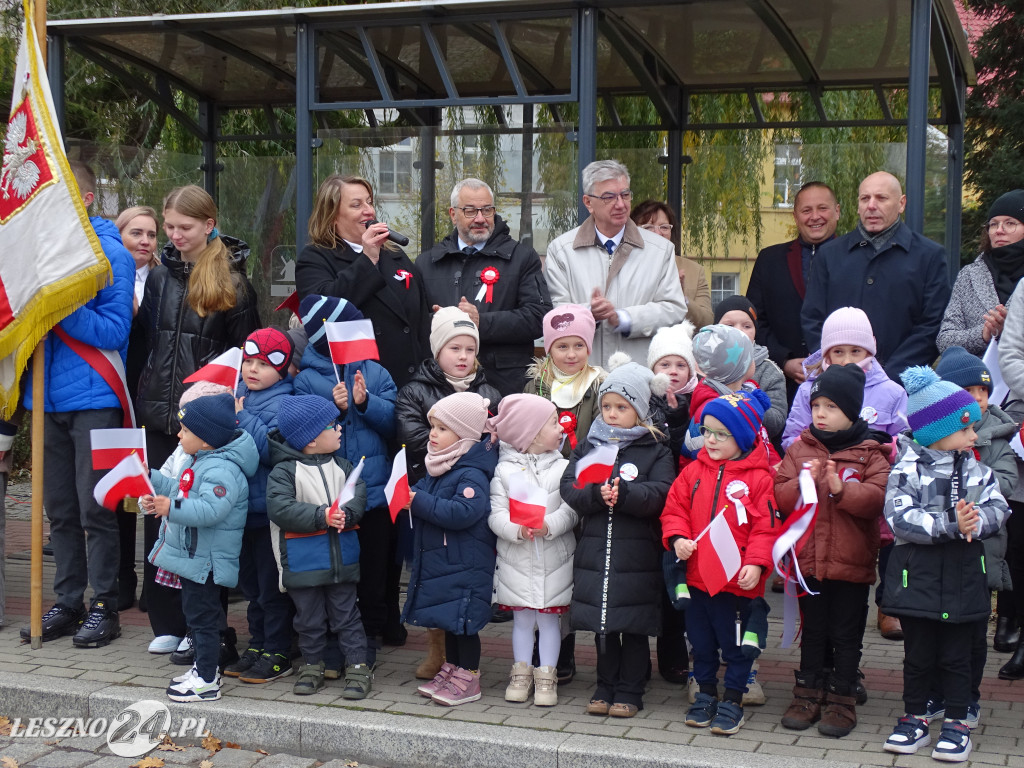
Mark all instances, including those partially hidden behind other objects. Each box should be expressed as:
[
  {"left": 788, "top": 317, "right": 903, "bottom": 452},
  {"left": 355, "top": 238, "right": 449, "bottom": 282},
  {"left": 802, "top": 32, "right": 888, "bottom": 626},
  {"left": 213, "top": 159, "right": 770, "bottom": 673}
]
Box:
[
  {"left": 742, "top": 663, "right": 766, "bottom": 706},
  {"left": 176, "top": 635, "right": 193, "bottom": 652},
  {"left": 167, "top": 667, "right": 221, "bottom": 702},
  {"left": 172, "top": 664, "right": 222, "bottom": 685},
  {"left": 148, "top": 635, "right": 183, "bottom": 654}
]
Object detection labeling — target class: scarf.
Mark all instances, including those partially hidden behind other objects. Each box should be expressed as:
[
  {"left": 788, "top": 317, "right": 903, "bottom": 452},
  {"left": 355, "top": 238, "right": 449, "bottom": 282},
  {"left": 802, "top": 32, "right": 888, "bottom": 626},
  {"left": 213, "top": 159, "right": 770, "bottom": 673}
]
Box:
[
  {"left": 983, "top": 239, "right": 1024, "bottom": 304},
  {"left": 425, "top": 436, "right": 478, "bottom": 477},
  {"left": 857, "top": 220, "right": 901, "bottom": 255},
  {"left": 548, "top": 364, "right": 601, "bottom": 409},
  {"left": 585, "top": 417, "right": 651, "bottom": 452},
  {"left": 444, "top": 370, "right": 477, "bottom": 393},
  {"left": 809, "top": 418, "right": 870, "bottom": 453}
]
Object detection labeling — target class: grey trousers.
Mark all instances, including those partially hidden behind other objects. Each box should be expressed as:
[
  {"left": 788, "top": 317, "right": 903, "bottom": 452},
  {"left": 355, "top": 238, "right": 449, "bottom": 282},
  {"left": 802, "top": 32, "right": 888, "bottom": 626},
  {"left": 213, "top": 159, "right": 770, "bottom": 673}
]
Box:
[
  {"left": 291, "top": 582, "right": 367, "bottom": 666},
  {"left": 0, "top": 470, "right": 6, "bottom": 626}
]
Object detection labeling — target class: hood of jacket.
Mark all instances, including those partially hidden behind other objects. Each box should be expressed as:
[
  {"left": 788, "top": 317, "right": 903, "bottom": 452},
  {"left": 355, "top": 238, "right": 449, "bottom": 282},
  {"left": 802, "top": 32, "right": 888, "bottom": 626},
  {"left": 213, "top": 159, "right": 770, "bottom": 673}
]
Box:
[
  {"left": 160, "top": 235, "right": 250, "bottom": 278},
  {"left": 975, "top": 404, "right": 1018, "bottom": 445},
  {"left": 497, "top": 441, "right": 565, "bottom": 475},
  {"left": 431, "top": 216, "right": 517, "bottom": 261},
  {"left": 450, "top": 434, "right": 501, "bottom": 476},
  {"left": 199, "top": 428, "right": 260, "bottom": 478}
]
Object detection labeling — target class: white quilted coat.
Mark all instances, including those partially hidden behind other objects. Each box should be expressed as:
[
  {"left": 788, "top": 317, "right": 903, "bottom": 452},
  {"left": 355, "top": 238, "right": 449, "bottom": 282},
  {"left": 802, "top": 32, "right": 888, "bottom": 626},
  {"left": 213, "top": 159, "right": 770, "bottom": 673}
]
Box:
[{"left": 489, "top": 443, "right": 578, "bottom": 609}]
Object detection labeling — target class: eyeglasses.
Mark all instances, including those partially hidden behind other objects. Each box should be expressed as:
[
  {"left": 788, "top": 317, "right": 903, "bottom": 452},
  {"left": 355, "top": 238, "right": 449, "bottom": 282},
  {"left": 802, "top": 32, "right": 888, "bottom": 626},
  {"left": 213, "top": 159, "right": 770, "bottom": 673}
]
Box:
[
  {"left": 988, "top": 219, "right": 1020, "bottom": 234},
  {"left": 457, "top": 205, "right": 496, "bottom": 218},
  {"left": 322, "top": 422, "right": 340, "bottom": 432},
  {"left": 586, "top": 190, "right": 632, "bottom": 205},
  {"left": 641, "top": 223, "right": 673, "bottom": 234},
  {"left": 243, "top": 339, "right": 288, "bottom": 367},
  {"left": 699, "top": 425, "right": 734, "bottom": 442}
]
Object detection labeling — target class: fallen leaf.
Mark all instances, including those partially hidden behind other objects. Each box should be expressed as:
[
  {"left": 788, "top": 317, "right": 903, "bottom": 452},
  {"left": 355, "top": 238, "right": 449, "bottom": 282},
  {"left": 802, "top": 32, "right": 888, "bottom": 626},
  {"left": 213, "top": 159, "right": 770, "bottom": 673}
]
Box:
[
  {"left": 1, "top": 757, "right": 19, "bottom": 768},
  {"left": 156, "top": 743, "right": 185, "bottom": 752},
  {"left": 225, "top": 742, "right": 241, "bottom": 750},
  {"left": 201, "top": 734, "right": 221, "bottom": 753},
  {"left": 0, "top": 717, "right": 12, "bottom": 737},
  {"left": 199, "top": 762, "right": 213, "bottom": 768},
  {"left": 345, "top": 762, "right": 359, "bottom": 767},
  {"left": 44, "top": 741, "right": 58, "bottom": 746},
  {"left": 131, "top": 758, "right": 165, "bottom": 768},
  {"left": 256, "top": 749, "right": 269, "bottom": 755}
]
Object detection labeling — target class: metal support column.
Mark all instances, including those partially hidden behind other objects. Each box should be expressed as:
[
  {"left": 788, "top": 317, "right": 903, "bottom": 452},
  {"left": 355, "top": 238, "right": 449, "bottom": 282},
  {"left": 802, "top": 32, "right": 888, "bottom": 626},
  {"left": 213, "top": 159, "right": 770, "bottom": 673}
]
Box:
[
  {"left": 905, "top": 0, "right": 931, "bottom": 233},
  {"left": 667, "top": 127, "right": 683, "bottom": 241},
  {"left": 198, "top": 100, "right": 218, "bottom": 200},
  {"left": 520, "top": 104, "right": 535, "bottom": 248},
  {"left": 47, "top": 34, "right": 65, "bottom": 135},
  {"left": 295, "top": 22, "right": 314, "bottom": 257},
  {"left": 944, "top": 68, "right": 966, "bottom": 282},
  {"left": 577, "top": 6, "right": 598, "bottom": 223},
  {"left": 419, "top": 122, "right": 438, "bottom": 250}
]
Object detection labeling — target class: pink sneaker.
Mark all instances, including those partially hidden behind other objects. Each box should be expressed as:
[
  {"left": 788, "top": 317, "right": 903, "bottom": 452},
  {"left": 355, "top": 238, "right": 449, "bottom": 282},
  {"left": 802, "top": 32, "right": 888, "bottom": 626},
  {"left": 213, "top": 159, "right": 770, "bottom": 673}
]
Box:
[
  {"left": 431, "top": 666, "right": 481, "bottom": 706},
  {"left": 417, "top": 662, "right": 455, "bottom": 698}
]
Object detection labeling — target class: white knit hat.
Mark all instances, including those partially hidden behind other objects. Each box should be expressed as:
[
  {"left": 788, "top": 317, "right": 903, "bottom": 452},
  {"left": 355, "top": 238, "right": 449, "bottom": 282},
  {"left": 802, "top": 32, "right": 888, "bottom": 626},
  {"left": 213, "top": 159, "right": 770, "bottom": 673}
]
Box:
[
  {"left": 647, "top": 320, "right": 696, "bottom": 373},
  {"left": 430, "top": 306, "right": 480, "bottom": 358}
]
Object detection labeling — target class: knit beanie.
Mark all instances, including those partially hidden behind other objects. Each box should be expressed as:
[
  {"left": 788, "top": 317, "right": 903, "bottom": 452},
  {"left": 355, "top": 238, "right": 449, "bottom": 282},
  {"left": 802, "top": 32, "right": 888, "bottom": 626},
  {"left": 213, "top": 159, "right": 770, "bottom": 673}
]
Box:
[
  {"left": 177, "top": 393, "right": 238, "bottom": 449},
  {"left": 299, "top": 294, "right": 363, "bottom": 357},
  {"left": 809, "top": 363, "right": 866, "bottom": 424},
  {"left": 987, "top": 189, "right": 1024, "bottom": 223},
  {"left": 820, "top": 307, "right": 876, "bottom": 357},
  {"left": 543, "top": 304, "right": 596, "bottom": 354},
  {"left": 692, "top": 324, "right": 753, "bottom": 385},
  {"left": 599, "top": 354, "right": 669, "bottom": 423},
  {"left": 180, "top": 380, "right": 231, "bottom": 407},
  {"left": 647, "top": 320, "right": 697, "bottom": 373},
  {"left": 243, "top": 327, "right": 293, "bottom": 378},
  {"left": 430, "top": 306, "right": 480, "bottom": 358},
  {"left": 428, "top": 392, "right": 492, "bottom": 440},
  {"left": 701, "top": 389, "right": 769, "bottom": 453},
  {"left": 278, "top": 394, "right": 340, "bottom": 451},
  {"left": 285, "top": 326, "right": 308, "bottom": 365},
  {"left": 901, "top": 366, "right": 981, "bottom": 448},
  {"left": 935, "top": 345, "right": 993, "bottom": 394},
  {"left": 713, "top": 295, "right": 757, "bottom": 326},
  {"left": 489, "top": 393, "right": 557, "bottom": 452}
]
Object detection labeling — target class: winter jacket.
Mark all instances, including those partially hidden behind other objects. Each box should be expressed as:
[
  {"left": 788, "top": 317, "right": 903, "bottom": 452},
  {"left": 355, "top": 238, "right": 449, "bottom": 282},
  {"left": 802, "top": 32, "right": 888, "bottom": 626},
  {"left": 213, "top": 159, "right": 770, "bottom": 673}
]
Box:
[
  {"left": 783, "top": 350, "right": 908, "bottom": 450},
  {"left": 524, "top": 367, "right": 604, "bottom": 459},
  {"left": 25, "top": 217, "right": 134, "bottom": 413},
  {"left": 148, "top": 429, "right": 259, "bottom": 588},
  {"left": 938, "top": 255, "right": 1005, "bottom": 355},
  {"left": 753, "top": 347, "right": 786, "bottom": 440},
  {"left": 661, "top": 443, "right": 778, "bottom": 599},
  {"left": 401, "top": 437, "right": 500, "bottom": 635},
  {"left": 648, "top": 391, "right": 692, "bottom": 461},
  {"left": 295, "top": 241, "right": 430, "bottom": 390},
  {"left": 265, "top": 430, "right": 367, "bottom": 590},
  {"left": 235, "top": 376, "right": 293, "bottom": 527},
  {"left": 882, "top": 434, "right": 1011, "bottom": 623},
  {"left": 801, "top": 222, "right": 951, "bottom": 378},
  {"left": 292, "top": 344, "right": 397, "bottom": 510},
  {"left": 488, "top": 443, "right": 578, "bottom": 609},
  {"left": 560, "top": 432, "right": 675, "bottom": 636},
  {"left": 975, "top": 405, "right": 1019, "bottom": 590},
  {"left": 417, "top": 217, "right": 552, "bottom": 397},
  {"left": 132, "top": 238, "right": 260, "bottom": 436},
  {"left": 677, "top": 255, "right": 713, "bottom": 330},
  {"left": 395, "top": 358, "right": 502, "bottom": 482},
  {"left": 998, "top": 280, "right": 1024, "bottom": 403},
  {"left": 775, "top": 429, "right": 891, "bottom": 584},
  {"left": 680, "top": 379, "right": 781, "bottom": 467},
  {"left": 545, "top": 216, "right": 687, "bottom": 369}
]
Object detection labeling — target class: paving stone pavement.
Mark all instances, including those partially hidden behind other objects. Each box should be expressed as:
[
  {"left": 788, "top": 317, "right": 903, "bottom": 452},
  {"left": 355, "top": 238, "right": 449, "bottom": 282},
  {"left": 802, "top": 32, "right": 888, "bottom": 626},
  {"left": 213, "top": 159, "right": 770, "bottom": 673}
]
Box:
[{"left": 3, "top": 481, "right": 1024, "bottom": 767}]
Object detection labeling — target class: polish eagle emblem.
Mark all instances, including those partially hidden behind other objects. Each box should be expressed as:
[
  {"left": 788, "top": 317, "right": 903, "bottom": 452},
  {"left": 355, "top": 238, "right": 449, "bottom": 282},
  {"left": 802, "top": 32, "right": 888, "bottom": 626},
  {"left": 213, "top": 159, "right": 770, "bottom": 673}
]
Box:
[{"left": 1, "top": 111, "right": 41, "bottom": 201}]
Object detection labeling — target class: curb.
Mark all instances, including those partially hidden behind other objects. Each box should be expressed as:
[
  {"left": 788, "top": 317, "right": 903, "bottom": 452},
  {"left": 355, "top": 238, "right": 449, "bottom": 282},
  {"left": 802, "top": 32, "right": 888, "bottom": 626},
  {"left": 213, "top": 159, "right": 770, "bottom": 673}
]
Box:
[{"left": 0, "top": 671, "right": 858, "bottom": 768}]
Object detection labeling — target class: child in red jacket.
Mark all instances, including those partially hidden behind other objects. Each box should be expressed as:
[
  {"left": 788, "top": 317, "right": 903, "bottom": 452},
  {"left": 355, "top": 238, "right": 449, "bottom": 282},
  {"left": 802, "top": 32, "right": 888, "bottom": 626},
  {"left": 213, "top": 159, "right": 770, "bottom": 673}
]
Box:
[{"left": 661, "top": 389, "right": 778, "bottom": 736}]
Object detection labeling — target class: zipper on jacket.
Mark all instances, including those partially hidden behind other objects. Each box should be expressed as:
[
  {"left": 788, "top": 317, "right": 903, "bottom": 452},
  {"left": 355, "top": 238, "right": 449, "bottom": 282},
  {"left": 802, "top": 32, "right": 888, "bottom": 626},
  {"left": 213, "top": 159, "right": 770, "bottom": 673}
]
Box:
[
  {"left": 710, "top": 466, "right": 725, "bottom": 518},
  {"left": 981, "top": 555, "right": 986, "bottom": 575},
  {"left": 316, "top": 459, "right": 344, "bottom": 570},
  {"left": 767, "top": 500, "right": 778, "bottom": 527},
  {"left": 902, "top": 568, "right": 908, "bottom": 588},
  {"left": 690, "top": 479, "right": 700, "bottom": 505}
]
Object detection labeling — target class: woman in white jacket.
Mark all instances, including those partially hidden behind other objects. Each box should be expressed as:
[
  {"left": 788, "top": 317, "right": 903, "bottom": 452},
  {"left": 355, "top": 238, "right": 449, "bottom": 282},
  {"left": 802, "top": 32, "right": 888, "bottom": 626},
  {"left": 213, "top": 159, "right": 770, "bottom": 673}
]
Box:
[{"left": 488, "top": 394, "right": 578, "bottom": 707}]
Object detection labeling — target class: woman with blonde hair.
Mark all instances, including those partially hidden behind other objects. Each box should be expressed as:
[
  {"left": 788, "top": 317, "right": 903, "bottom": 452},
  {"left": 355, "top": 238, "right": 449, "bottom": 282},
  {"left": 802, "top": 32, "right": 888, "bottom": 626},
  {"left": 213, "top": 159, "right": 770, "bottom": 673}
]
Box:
[
  {"left": 131, "top": 184, "right": 260, "bottom": 655},
  {"left": 116, "top": 205, "right": 161, "bottom": 315}
]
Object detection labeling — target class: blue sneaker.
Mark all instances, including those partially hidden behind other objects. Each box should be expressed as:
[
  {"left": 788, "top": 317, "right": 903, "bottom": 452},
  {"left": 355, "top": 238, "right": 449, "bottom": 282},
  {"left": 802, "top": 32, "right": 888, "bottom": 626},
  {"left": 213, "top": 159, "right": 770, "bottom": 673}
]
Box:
[
  {"left": 931, "top": 720, "right": 972, "bottom": 762},
  {"left": 685, "top": 692, "right": 718, "bottom": 728},
  {"left": 710, "top": 700, "right": 745, "bottom": 735},
  {"left": 964, "top": 702, "right": 980, "bottom": 730},
  {"left": 924, "top": 698, "right": 946, "bottom": 724},
  {"left": 883, "top": 715, "right": 930, "bottom": 754}
]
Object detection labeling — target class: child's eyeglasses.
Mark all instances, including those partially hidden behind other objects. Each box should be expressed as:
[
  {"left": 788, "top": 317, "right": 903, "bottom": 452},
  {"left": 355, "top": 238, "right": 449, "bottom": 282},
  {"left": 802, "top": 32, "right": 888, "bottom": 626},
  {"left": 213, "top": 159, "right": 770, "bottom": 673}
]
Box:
[
  {"left": 699, "top": 425, "right": 733, "bottom": 442},
  {"left": 322, "top": 422, "right": 340, "bottom": 432}
]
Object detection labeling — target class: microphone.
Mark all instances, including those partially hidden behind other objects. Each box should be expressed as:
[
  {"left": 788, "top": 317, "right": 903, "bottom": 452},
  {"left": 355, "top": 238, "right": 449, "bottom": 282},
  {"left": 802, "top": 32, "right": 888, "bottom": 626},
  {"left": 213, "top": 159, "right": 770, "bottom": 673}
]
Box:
[{"left": 365, "top": 219, "right": 410, "bottom": 247}]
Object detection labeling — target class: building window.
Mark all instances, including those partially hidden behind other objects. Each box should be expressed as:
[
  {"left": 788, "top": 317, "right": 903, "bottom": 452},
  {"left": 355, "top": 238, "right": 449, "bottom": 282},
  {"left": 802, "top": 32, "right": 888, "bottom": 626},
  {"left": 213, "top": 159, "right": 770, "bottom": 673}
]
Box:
[
  {"left": 773, "top": 142, "right": 801, "bottom": 208},
  {"left": 379, "top": 151, "right": 412, "bottom": 195},
  {"left": 710, "top": 273, "right": 740, "bottom": 310}
]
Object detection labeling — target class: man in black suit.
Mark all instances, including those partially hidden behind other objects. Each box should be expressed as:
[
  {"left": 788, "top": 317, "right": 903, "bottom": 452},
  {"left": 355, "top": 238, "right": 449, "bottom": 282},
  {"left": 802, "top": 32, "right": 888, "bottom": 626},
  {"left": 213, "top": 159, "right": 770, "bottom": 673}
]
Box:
[{"left": 746, "top": 181, "right": 841, "bottom": 402}]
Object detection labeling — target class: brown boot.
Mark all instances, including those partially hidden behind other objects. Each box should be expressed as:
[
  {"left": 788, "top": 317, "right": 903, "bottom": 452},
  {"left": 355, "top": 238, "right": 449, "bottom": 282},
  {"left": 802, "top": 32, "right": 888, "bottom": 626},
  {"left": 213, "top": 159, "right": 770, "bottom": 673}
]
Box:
[
  {"left": 877, "top": 610, "right": 904, "bottom": 640},
  {"left": 818, "top": 691, "right": 857, "bottom": 737},
  {"left": 415, "top": 628, "right": 446, "bottom": 680},
  {"left": 780, "top": 673, "right": 823, "bottom": 730}
]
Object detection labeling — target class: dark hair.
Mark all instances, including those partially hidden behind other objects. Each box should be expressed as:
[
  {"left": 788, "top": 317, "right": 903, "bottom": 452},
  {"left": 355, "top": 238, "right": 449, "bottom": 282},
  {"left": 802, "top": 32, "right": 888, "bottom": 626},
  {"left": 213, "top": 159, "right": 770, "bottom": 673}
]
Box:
[
  {"left": 630, "top": 199, "right": 679, "bottom": 251},
  {"left": 794, "top": 181, "right": 837, "bottom": 208}
]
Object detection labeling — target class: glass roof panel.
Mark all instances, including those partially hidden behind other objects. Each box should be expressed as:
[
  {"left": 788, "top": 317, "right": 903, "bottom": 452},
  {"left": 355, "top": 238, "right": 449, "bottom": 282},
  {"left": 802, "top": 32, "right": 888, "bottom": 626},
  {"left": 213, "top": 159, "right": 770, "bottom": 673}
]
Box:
[
  {"left": 501, "top": 17, "right": 574, "bottom": 95},
  {"left": 317, "top": 30, "right": 386, "bottom": 103}
]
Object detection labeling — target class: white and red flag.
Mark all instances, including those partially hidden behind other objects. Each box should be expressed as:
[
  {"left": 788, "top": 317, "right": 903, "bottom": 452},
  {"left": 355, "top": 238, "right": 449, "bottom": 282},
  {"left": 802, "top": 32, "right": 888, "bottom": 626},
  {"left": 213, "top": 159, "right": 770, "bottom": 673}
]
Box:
[
  {"left": 384, "top": 447, "right": 410, "bottom": 523},
  {"left": 771, "top": 463, "right": 821, "bottom": 646},
  {"left": 0, "top": 0, "right": 114, "bottom": 418},
  {"left": 329, "top": 456, "right": 365, "bottom": 523},
  {"left": 90, "top": 427, "right": 146, "bottom": 470},
  {"left": 573, "top": 444, "right": 618, "bottom": 488},
  {"left": 325, "top": 319, "right": 379, "bottom": 366},
  {"left": 695, "top": 511, "right": 741, "bottom": 597},
  {"left": 93, "top": 453, "right": 154, "bottom": 511},
  {"left": 508, "top": 470, "right": 546, "bottom": 529},
  {"left": 183, "top": 347, "right": 242, "bottom": 390}
]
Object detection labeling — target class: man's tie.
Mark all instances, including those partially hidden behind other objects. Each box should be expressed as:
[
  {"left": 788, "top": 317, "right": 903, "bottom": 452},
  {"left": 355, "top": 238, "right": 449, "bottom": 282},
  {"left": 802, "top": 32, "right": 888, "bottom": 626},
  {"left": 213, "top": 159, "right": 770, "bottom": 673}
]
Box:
[
  {"left": 604, "top": 239, "right": 615, "bottom": 255},
  {"left": 462, "top": 246, "right": 476, "bottom": 256}
]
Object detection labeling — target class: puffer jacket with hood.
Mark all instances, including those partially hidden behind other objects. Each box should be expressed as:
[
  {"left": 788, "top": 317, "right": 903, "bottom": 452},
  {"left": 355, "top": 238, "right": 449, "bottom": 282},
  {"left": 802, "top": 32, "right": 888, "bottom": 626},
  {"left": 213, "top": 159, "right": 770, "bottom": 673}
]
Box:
[{"left": 974, "top": 404, "right": 1019, "bottom": 590}]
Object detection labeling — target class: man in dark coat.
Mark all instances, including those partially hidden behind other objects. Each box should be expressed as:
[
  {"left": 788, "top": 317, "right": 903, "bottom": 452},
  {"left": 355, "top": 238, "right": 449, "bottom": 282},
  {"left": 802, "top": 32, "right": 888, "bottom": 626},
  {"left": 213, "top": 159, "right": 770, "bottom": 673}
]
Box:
[
  {"left": 416, "top": 178, "right": 552, "bottom": 397},
  {"left": 801, "top": 172, "right": 951, "bottom": 379},
  {"left": 747, "top": 182, "right": 840, "bottom": 403}
]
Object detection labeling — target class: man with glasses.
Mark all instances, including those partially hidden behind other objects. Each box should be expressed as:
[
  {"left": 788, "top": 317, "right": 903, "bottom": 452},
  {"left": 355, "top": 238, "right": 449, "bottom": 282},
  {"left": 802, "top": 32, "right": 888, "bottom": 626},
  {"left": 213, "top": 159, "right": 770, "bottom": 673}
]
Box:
[
  {"left": 802, "top": 171, "right": 950, "bottom": 378},
  {"left": 545, "top": 160, "right": 687, "bottom": 369},
  {"left": 417, "top": 178, "right": 552, "bottom": 397}
]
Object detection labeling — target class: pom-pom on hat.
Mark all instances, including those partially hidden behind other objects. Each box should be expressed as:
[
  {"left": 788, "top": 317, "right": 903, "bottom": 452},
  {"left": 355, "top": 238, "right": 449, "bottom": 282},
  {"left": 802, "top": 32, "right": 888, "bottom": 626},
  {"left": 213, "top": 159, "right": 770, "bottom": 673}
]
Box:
[
  {"left": 987, "top": 189, "right": 1024, "bottom": 224},
  {"left": 489, "top": 393, "right": 557, "bottom": 452},
  {"left": 821, "top": 307, "right": 876, "bottom": 358},
  {"left": 278, "top": 394, "right": 340, "bottom": 451},
  {"left": 935, "top": 346, "right": 993, "bottom": 394},
  {"left": 299, "top": 294, "right": 364, "bottom": 357},
  {"left": 809, "top": 363, "right": 866, "bottom": 424},
  {"left": 599, "top": 353, "right": 669, "bottom": 423},
  {"left": 647, "top": 320, "right": 696, "bottom": 373},
  {"left": 713, "top": 295, "right": 757, "bottom": 326},
  {"left": 692, "top": 324, "right": 753, "bottom": 385},
  {"left": 428, "top": 391, "right": 492, "bottom": 440},
  {"left": 243, "top": 327, "right": 293, "bottom": 378},
  {"left": 177, "top": 393, "right": 238, "bottom": 449},
  {"left": 430, "top": 306, "right": 480, "bottom": 358},
  {"left": 701, "top": 389, "right": 769, "bottom": 453},
  {"left": 900, "top": 365, "right": 981, "bottom": 448},
  {"left": 543, "top": 304, "right": 596, "bottom": 354}
]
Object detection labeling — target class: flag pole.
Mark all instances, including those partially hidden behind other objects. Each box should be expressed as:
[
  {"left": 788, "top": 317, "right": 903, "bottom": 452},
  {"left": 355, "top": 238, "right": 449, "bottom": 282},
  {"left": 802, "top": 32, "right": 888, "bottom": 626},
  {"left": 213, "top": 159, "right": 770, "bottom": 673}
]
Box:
[{"left": 29, "top": 0, "right": 47, "bottom": 649}]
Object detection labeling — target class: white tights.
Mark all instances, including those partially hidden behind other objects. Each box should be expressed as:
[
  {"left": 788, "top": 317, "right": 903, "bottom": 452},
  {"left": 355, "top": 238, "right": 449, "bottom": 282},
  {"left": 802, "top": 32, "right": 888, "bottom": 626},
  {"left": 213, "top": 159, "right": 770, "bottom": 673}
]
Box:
[{"left": 511, "top": 609, "right": 562, "bottom": 668}]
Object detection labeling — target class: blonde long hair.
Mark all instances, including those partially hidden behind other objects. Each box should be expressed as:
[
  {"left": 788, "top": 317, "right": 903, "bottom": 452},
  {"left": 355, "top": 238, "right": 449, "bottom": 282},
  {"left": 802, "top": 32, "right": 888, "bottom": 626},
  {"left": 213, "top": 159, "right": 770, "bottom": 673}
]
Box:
[
  {"left": 307, "top": 174, "right": 399, "bottom": 252},
  {"left": 162, "top": 186, "right": 237, "bottom": 317},
  {"left": 115, "top": 205, "right": 160, "bottom": 270}
]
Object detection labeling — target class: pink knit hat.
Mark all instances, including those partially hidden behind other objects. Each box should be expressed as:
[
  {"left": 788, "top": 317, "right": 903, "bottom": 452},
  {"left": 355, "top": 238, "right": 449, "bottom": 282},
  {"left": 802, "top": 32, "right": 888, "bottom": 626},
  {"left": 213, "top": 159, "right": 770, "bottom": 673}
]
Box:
[
  {"left": 543, "top": 304, "right": 596, "bottom": 354},
  {"left": 428, "top": 392, "right": 493, "bottom": 440},
  {"left": 489, "top": 394, "right": 557, "bottom": 452},
  {"left": 821, "top": 307, "right": 876, "bottom": 357},
  {"left": 180, "top": 380, "right": 232, "bottom": 407}
]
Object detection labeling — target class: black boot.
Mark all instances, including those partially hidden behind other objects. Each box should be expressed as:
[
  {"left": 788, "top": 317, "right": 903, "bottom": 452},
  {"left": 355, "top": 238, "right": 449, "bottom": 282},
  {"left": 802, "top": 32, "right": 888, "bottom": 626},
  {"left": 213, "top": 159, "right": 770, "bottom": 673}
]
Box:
[
  {"left": 998, "top": 638, "right": 1024, "bottom": 680},
  {"left": 994, "top": 616, "right": 1020, "bottom": 653},
  {"left": 556, "top": 633, "right": 576, "bottom": 685}
]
